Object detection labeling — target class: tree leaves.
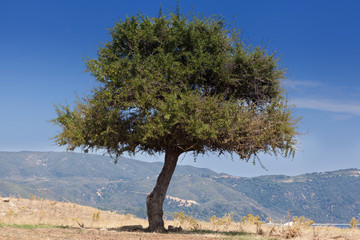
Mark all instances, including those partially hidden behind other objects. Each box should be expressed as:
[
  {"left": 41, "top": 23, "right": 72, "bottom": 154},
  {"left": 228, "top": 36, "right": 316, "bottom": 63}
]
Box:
[{"left": 52, "top": 9, "right": 299, "bottom": 161}]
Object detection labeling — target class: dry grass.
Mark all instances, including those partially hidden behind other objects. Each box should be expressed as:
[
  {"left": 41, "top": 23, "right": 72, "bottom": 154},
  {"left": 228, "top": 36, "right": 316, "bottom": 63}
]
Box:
[
  {"left": 0, "top": 196, "right": 147, "bottom": 229},
  {"left": 170, "top": 212, "right": 360, "bottom": 240},
  {"left": 1, "top": 195, "right": 360, "bottom": 240}
]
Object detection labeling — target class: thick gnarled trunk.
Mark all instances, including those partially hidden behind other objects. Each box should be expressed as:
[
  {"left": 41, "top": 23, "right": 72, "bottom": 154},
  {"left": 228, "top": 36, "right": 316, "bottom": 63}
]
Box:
[{"left": 146, "top": 149, "right": 181, "bottom": 232}]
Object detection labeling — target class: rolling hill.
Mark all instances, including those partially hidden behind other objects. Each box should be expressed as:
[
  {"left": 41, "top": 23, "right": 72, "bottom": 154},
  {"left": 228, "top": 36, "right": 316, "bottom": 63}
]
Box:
[{"left": 0, "top": 151, "right": 359, "bottom": 223}]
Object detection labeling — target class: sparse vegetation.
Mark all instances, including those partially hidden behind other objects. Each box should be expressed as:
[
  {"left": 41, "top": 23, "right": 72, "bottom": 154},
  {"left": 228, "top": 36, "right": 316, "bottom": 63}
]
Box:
[
  {"left": 2, "top": 196, "right": 360, "bottom": 239},
  {"left": 350, "top": 217, "right": 359, "bottom": 229},
  {"left": 0, "top": 223, "right": 67, "bottom": 229},
  {"left": 92, "top": 211, "right": 101, "bottom": 222},
  {"left": 242, "top": 214, "right": 265, "bottom": 227},
  {"left": 174, "top": 211, "right": 200, "bottom": 230},
  {"left": 278, "top": 214, "right": 314, "bottom": 239},
  {"left": 209, "top": 213, "right": 233, "bottom": 228},
  {"left": 0, "top": 196, "right": 148, "bottom": 229},
  {"left": 292, "top": 216, "right": 314, "bottom": 227}
]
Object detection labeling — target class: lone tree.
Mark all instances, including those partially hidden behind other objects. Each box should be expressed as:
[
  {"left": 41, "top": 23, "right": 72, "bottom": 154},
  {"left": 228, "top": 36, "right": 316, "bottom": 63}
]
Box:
[{"left": 52, "top": 8, "right": 298, "bottom": 232}]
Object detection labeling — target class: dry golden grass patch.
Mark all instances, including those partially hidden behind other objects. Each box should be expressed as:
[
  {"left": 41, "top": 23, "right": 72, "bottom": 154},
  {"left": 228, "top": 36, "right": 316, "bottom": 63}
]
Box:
[
  {"left": 241, "top": 222, "right": 360, "bottom": 240},
  {"left": 169, "top": 212, "right": 360, "bottom": 240},
  {"left": 0, "top": 196, "right": 147, "bottom": 229},
  {"left": 1, "top": 196, "right": 360, "bottom": 240}
]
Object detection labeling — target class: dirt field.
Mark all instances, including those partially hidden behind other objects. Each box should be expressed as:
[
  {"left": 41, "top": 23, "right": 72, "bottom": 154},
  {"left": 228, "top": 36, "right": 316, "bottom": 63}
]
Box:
[{"left": 0, "top": 227, "right": 225, "bottom": 240}]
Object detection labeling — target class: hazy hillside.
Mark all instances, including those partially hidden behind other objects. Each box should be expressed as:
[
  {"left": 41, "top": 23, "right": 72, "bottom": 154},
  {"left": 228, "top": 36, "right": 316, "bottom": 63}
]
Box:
[
  {"left": 0, "top": 151, "right": 215, "bottom": 181},
  {"left": 1, "top": 151, "right": 359, "bottom": 223},
  {"left": 214, "top": 170, "right": 360, "bottom": 223}
]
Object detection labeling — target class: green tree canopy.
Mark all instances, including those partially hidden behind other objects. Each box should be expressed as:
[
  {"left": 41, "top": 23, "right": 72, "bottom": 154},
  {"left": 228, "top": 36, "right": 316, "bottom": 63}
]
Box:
[{"left": 52, "top": 10, "right": 298, "bottom": 232}]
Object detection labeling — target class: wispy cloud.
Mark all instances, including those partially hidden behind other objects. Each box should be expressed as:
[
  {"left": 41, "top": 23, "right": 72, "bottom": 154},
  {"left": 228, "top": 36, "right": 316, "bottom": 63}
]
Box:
[
  {"left": 285, "top": 80, "right": 324, "bottom": 89},
  {"left": 291, "top": 98, "right": 360, "bottom": 116}
]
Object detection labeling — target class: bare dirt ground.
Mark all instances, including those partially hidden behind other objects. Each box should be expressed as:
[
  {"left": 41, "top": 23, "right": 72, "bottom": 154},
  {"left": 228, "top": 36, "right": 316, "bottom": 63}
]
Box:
[{"left": 0, "top": 227, "right": 222, "bottom": 240}]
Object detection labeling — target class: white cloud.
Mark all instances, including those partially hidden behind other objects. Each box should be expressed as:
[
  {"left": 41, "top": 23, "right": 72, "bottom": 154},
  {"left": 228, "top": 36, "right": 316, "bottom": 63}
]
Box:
[
  {"left": 291, "top": 98, "right": 360, "bottom": 116},
  {"left": 285, "top": 80, "right": 324, "bottom": 89}
]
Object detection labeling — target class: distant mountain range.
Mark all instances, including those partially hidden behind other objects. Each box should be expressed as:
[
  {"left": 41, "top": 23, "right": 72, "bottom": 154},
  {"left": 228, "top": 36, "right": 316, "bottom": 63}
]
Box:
[{"left": 0, "top": 151, "right": 359, "bottom": 223}]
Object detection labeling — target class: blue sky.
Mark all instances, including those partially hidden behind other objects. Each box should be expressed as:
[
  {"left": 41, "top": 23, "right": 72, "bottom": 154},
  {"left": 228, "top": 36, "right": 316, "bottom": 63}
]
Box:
[{"left": 1, "top": 0, "right": 360, "bottom": 177}]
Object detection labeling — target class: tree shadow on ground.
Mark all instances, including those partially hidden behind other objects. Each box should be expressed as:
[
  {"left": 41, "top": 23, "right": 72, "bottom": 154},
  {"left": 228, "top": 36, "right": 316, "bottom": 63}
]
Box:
[
  {"left": 110, "top": 225, "right": 255, "bottom": 237},
  {"left": 183, "top": 229, "right": 252, "bottom": 236}
]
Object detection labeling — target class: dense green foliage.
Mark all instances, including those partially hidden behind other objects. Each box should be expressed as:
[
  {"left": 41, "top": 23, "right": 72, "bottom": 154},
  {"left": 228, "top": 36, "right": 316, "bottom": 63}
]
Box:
[{"left": 52, "top": 10, "right": 297, "bottom": 161}]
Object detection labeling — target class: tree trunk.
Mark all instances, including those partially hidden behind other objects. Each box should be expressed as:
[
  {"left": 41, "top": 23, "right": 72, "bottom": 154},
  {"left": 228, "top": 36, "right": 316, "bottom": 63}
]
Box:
[{"left": 146, "top": 149, "right": 181, "bottom": 232}]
